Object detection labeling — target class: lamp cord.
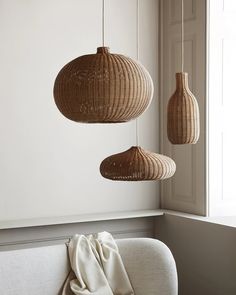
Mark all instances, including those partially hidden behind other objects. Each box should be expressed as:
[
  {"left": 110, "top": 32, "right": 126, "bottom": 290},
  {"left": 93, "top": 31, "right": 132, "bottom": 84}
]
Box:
[
  {"left": 181, "top": 0, "right": 184, "bottom": 72},
  {"left": 102, "top": 0, "right": 105, "bottom": 46},
  {"left": 102, "top": 0, "right": 140, "bottom": 145},
  {"left": 135, "top": 0, "right": 139, "bottom": 147}
]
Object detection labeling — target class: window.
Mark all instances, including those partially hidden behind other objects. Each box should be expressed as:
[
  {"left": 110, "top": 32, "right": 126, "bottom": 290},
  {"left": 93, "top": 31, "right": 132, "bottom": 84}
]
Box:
[{"left": 208, "top": 0, "right": 236, "bottom": 215}]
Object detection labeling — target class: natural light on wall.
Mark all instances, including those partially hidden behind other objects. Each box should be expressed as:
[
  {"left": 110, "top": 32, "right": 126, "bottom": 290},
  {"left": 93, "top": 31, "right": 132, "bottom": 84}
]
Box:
[{"left": 208, "top": 0, "right": 236, "bottom": 216}]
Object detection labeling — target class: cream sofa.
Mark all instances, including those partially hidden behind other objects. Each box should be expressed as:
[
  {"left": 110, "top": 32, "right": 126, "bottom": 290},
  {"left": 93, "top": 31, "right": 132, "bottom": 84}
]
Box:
[{"left": 0, "top": 238, "right": 178, "bottom": 295}]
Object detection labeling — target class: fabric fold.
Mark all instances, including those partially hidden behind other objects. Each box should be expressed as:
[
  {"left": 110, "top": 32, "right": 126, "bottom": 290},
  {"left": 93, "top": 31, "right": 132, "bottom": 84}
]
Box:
[{"left": 62, "top": 232, "right": 134, "bottom": 295}]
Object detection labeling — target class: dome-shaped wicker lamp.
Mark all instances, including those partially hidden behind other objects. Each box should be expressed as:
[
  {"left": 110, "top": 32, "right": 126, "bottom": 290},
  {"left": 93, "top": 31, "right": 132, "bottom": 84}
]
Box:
[
  {"left": 167, "top": 72, "right": 200, "bottom": 144},
  {"left": 100, "top": 146, "right": 176, "bottom": 181},
  {"left": 167, "top": 0, "right": 200, "bottom": 144},
  {"left": 53, "top": 47, "right": 153, "bottom": 123}
]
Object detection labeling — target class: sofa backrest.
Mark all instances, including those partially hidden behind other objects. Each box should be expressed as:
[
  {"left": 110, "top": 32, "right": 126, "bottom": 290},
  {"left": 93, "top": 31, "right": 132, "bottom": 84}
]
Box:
[
  {"left": 0, "top": 244, "right": 70, "bottom": 295},
  {"left": 0, "top": 238, "right": 178, "bottom": 295}
]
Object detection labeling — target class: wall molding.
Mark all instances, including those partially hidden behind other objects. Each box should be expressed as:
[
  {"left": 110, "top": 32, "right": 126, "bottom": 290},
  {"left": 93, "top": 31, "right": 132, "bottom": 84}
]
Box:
[
  {"left": 169, "top": 0, "right": 196, "bottom": 25},
  {"left": 0, "top": 210, "right": 163, "bottom": 250},
  {"left": 160, "top": 0, "right": 206, "bottom": 215}
]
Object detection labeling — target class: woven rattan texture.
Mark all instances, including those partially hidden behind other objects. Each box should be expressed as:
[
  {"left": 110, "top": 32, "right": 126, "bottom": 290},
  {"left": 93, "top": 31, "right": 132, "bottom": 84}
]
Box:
[
  {"left": 167, "top": 72, "right": 200, "bottom": 144},
  {"left": 100, "top": 146, "right": 176, "bottom": 181},
  {"left": 54, "top": 47, "right": 153, "bottom": 123}
]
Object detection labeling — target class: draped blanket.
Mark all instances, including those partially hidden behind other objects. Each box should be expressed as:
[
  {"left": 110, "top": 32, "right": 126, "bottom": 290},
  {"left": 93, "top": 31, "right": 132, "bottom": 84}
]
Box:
[{"left": 62, "top": 232, "right": 134, "bottom": 295}]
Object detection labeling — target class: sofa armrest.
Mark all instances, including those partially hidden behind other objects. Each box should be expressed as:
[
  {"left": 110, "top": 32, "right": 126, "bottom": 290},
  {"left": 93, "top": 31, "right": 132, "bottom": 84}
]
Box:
[{"left": 117, "top": 238, "right": 178, "bottom": 295}]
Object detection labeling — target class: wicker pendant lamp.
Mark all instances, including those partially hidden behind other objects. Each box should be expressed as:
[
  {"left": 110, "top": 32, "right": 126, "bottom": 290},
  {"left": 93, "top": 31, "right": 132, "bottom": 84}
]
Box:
[
  {"left": 53, "top": 0, "right": 153, "bottom": 123},
  {"left": 100, "top": 0, "right": 176, "bottom": 181},
  {"left": 167, "top": 0, "right": 200, "bottom": 144},
  {"left": 100, "top": 146, "right": 176, "bottom": 181}
]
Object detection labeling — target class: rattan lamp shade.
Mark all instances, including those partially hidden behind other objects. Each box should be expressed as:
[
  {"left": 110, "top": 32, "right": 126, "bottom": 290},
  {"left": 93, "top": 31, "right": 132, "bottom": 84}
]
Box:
[
  {"left": 167, "top": 72, "right": 200, "bottom": 144},
  {"left": 54, "top": 47, "right": 153, "bottom": 123},
  {"left": 100, "top": 146, "right": 176, "bottom": 181}
]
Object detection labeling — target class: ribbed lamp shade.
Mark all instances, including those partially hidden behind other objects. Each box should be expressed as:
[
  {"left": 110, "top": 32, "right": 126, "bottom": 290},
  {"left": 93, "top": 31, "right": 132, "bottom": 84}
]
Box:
[
  {"left": 100, "top": 146, "right": 176, "bottom": 181},
  {"left": 54, "top": 47, "right": 153, "bottom": 123},
  {"left": 167, "top": 72, "right": 200, "bottom": 144}
]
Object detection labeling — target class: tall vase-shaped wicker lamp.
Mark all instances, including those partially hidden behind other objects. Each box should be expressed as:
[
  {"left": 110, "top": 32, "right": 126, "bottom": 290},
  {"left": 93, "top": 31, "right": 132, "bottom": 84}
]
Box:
[
  {"left": 100, "top": 0, "right": 176, "bottom": 181},
  {"left": 53, "top": 0, "right": 153, "bottom": 123},
  {"left": 167, "top": 0, "right": 200, "bottom": 144}
]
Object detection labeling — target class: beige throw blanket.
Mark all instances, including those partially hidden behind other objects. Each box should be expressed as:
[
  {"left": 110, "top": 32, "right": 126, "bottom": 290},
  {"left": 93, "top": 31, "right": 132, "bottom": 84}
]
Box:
[{"left": 62, "top": 232, "right": 134, "bottom": 295}]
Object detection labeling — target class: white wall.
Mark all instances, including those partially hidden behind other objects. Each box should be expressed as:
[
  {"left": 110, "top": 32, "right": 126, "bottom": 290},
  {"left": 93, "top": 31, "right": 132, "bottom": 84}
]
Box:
[
  {"left": 0, "top": 0, "right": 159, "bottom": 221},
  {"left": 156, "top": 214, "right": 236, "bottom": 295}
]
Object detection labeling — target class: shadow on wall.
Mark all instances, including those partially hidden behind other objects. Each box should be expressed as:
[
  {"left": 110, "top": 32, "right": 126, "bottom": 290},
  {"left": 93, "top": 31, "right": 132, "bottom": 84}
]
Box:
[{"left": 156, "top": 214, "right": 236, "bottom": 295}]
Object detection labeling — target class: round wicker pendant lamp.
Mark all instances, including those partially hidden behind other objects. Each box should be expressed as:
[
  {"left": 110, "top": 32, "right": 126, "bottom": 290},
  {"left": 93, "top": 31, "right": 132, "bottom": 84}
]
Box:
[
  {"left": 100, "top": 146, "right": 176, "bottom": 181},
  {"left": 53, "top": 0, "right": 153, "bottom": 123},
  {"left": 100, "top": 0, "right": 176, "bottom": 181},
  {"left": 167, "top": 0, "right": 200, "bottom": 144},
  {"left": 54, "top": 47, "right": 153, "bottom": 123}
]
